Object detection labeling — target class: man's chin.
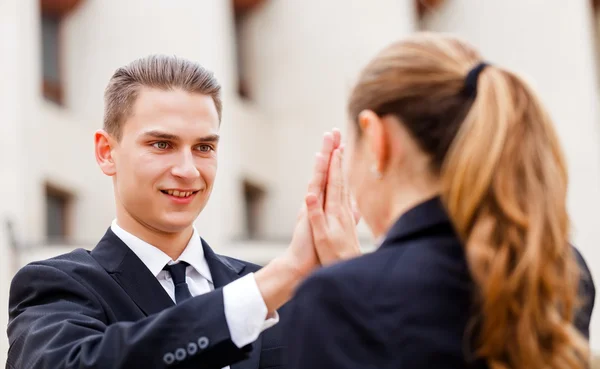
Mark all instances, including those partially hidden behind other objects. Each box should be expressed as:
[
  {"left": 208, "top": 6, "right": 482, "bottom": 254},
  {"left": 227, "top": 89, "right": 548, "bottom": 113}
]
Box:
[{"left": 156, "top": 213, "right": 200, "bottom": 233}]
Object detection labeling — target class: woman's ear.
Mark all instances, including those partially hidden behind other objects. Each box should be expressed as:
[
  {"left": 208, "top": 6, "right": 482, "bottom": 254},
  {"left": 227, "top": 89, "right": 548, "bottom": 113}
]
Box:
[
  {"left": 94, "top": 129, "right": 117, "bottom": 176},
  {"left": 358, "top": 110, "right": 389, "bottom": 176}
]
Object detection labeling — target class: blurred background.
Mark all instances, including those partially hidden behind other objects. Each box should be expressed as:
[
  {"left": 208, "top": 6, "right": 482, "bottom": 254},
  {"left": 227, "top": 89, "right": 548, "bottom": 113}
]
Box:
[{"left": 3, "top": 0, "right": 600, "bottom": 364}]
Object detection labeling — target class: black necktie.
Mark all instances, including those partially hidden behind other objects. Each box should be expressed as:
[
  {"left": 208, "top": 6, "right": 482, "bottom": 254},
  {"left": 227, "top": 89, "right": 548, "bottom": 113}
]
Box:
[{"left": 163, "top": 262, "right": 192, "bottom": 304}]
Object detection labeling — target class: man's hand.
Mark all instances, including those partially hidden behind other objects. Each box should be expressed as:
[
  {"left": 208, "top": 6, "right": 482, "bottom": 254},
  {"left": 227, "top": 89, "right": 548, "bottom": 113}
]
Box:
[{"left": 305, "top": 144, "right": 362, "bottom": 266}]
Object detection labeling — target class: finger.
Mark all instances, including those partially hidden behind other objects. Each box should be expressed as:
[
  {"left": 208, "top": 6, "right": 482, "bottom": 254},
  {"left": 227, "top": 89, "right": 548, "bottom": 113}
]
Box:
[
  {"left": 305, "top": 193, "right": 328, "bottom": 243},
  {"left": 331, "top": 128, "right": 342, "bottom": 150},
  {"left": 325, "top": 148, "right": 344, "bottom": 212},
  {"left": 320, "top": 132, "right": 335, "bottom": 158},
  {"left": 307, "top": 152, "right": 328, "bottom": 196},
  {"left": 318, "top": 132, "right": 336, "bottom": 200},
  {"left": 296, "top": 196, "right": 309, "bottom": 221},
  {"left": 328, "top": 129, "right": 342, "bottom": 204},
  {"left": 338, "top": 144, "right": 352, "bottom": 208}
]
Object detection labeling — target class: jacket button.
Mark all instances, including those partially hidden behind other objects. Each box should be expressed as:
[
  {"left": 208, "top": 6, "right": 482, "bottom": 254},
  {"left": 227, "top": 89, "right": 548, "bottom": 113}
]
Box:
[
  {"left": 163, "top": 353, "right": 175, "bottom": 365},
  {"left": 175, "top": 348, "right": 187, "bottom": 361},
  {"left": 198, "top": 336, "right": 209, "bottom": 349},
  {"left": 187, "top": 342, "right": 198, "bottom": 355}
]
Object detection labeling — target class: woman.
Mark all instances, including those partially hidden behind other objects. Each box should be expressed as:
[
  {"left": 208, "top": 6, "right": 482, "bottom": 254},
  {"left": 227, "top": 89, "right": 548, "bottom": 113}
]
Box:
[{"left": 287, "top": 33, "right": 596, "bottom": 369}]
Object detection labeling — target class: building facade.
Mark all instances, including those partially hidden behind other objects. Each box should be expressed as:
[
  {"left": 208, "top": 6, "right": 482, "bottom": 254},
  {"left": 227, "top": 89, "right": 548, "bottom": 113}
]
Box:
[{"left": 2, "top": 0, "right": 600, "bottom": 362}]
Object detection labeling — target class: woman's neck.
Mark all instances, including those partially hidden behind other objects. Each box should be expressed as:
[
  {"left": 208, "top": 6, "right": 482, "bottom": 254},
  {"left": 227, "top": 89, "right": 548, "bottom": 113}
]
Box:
[{"left": 373, "top": 183, "right": 441, "bottom": 240}]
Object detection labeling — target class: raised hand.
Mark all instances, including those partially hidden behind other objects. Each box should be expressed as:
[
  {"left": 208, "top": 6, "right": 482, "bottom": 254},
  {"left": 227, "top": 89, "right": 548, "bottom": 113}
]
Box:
[
  {"left": 283, "top": 130, "right": 342, "bottom": 277},
  {"left": 254, "top": 130, "right": 354, "bottom": 313},
  {"left": 305, "top": 144, "right": 362, "bottom": 266}
]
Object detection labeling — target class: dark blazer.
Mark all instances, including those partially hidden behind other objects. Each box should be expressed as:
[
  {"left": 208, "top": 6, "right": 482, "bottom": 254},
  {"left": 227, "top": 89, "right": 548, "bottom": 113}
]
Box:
[
  {"left": 285, "top": 196, "right": 596, "bottom": 369},
  {"left": 6, "top": 228, "right": 288, "bottom": 369}
]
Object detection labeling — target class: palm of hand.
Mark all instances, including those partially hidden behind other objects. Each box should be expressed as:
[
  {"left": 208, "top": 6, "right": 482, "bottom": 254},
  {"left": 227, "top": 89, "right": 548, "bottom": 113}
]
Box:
[{"left": 317, "top": 206, "right": 360, "bottom": 264}]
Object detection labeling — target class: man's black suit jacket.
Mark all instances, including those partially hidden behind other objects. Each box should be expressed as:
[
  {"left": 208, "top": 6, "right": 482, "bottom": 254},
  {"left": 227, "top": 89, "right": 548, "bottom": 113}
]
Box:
[{"left": 6, "top": 228, "right": 288, "bottom": 369}]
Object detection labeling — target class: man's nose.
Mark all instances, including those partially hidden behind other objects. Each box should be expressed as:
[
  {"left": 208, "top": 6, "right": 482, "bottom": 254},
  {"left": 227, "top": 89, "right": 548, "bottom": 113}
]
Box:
[{"left": 171, "top": 151, "right": 200, "bottom": 179}]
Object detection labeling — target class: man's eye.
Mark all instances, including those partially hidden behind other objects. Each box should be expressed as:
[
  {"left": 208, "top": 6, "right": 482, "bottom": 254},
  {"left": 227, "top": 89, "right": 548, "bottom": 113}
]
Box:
[
  {"left": 197, "top": 144, "right": 213, "bottom": 152},
  {"left": 152, "top": 142, "right": 169, "bottom": 150}
]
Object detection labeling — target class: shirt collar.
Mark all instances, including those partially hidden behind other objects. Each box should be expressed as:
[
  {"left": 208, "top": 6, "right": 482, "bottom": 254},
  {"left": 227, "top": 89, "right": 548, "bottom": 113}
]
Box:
[
  {"left": 110, "top": 219, "right": 213, "bottom": 283},
  {"left": 374, "top": 234, "right": 386, "bottom": 249}
]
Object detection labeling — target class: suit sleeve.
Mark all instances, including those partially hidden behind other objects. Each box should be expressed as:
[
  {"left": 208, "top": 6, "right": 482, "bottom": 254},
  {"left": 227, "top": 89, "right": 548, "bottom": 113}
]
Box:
[
  {"left": 6, "top": 263, "right": 252, "bottom": 369},
  {"left": 285, "top": 271, "right": 383, "bottom": 369}
]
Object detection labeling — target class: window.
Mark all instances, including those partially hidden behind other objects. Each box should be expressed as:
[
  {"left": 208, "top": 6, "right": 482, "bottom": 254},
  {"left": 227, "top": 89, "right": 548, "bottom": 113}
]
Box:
[
  {"left": 232, "top": 0, "right": 266, "bottom": 99},
  {"left": 243, "top": 179, "right": 266, "bottom": 239},
  {"left": 415, "top": 0, "right": 445, "bottom": 17},
  {"left": 45, "top": 183, "right": 73, "bottom": 241},
  {"left": 39, "top": 0, "right": 83, "bottom": 105},
  {"left": 592, "top": 0, "right": 600, "bottom": 86},
  {"left": 41, "top": 13, "right": 62, "bottom": 104}
]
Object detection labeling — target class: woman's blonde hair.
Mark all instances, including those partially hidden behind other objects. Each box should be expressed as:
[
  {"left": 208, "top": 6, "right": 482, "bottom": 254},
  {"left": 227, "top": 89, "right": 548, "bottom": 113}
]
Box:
[{"left": 348, "top": 32, "right": 589, "bottom": 369}]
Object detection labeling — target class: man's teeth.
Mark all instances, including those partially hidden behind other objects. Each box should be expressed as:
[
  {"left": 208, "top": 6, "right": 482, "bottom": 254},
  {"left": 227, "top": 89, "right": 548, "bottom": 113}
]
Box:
[{"left": 165, "top": 190, "right": 194, "bottom": 198}]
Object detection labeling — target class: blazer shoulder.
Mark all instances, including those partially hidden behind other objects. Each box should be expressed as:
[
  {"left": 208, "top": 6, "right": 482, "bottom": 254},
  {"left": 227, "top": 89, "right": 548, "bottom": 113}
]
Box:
[
  {"left": 570, "top": 245, "right": 596, "bottom": 306},
  {"left": 16, "top": 247, "right": 98, "bottom": 275},
  {"left": 572, "top": 246, "right": 595, "bottom": 285},
  {"left": 570, "top": 245, "right": 596, "bottom": 336},
  {"left": 7, "top": 249, "right": 106, "bottom": 337},
  {"left": 9, "top": 248, "right": 106, "bottom": 306}
]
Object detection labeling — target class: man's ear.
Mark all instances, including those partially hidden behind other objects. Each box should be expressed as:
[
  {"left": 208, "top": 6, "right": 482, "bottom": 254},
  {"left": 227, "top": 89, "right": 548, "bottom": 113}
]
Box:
[
  {"left": 94, "top": 129, "right": 117, "bottom": 176},
  {"left": 357, "top": 110, "right": 390, "bottom": 174}
]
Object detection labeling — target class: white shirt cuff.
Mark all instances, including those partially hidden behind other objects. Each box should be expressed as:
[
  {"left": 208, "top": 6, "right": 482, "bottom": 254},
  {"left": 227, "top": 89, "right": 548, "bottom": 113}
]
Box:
[{"left": 222, "top": 272, "right": 280, "bottom": 348}]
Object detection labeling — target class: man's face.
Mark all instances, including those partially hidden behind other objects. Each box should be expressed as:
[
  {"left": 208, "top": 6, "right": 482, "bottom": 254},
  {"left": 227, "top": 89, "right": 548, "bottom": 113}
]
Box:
[{"left": 109, "top": 87, "right": 220, "bottom": 233}]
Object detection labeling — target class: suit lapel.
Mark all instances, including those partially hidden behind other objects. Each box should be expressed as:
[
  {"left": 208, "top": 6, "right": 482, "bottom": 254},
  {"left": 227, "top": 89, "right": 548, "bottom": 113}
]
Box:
[
  {"left": 202, "top": 239, "right": 263, "bottom": 369},
  {"left": 202, "top": 238, "right": 245, "bottom": 289},
  {"left": 91, "top": 228, "right": 174, "bottom": 316}
]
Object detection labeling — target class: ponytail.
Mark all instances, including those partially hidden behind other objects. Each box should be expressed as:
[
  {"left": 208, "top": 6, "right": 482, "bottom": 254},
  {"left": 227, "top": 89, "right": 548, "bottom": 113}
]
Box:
[{"left": 441, "top": 65, "right": 589, "bottom": 369}]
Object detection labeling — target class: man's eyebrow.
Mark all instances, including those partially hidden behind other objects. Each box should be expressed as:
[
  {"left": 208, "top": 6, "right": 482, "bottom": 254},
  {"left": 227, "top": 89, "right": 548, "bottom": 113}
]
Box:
[
  {"left": 198, "top": 134, "right": 220, "bottom": 143},
  {"left": 140, "top": 130, "right": 220, "bottom": 143},
  {"left": 140, "top": 130, "right": 179, "bottom": 140}
]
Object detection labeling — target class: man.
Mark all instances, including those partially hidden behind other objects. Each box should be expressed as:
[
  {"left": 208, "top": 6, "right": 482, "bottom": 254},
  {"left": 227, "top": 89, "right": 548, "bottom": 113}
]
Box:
[{"left": 6, "top": 55, "right": 354, "bottom": 369}]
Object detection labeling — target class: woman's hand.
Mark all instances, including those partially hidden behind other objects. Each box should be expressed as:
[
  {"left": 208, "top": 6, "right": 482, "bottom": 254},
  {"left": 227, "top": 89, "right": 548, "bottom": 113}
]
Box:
[
  {"left": 283, "top": 130, "right": 342, "bottom": 278},
  {"left": 305, "top": 145, "right": 362, "bottom": 266}
]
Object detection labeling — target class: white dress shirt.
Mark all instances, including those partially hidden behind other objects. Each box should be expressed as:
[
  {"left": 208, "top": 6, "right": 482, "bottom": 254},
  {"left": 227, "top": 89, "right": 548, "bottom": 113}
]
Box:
[
  {"left": 375, "top": 234, "right": 386, "bottom": 248},
  {"left": 110, "top": 220, "right": 278, "bottom": 368}
]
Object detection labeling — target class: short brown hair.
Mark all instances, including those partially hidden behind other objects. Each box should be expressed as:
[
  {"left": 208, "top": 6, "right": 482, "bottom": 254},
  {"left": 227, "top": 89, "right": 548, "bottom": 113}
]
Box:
[
  {"left": 349, "top": 32, "right": 588, "bottom": 369},
  {"left": 103, "top": 54, "right": 222, "bottom": 140}
]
